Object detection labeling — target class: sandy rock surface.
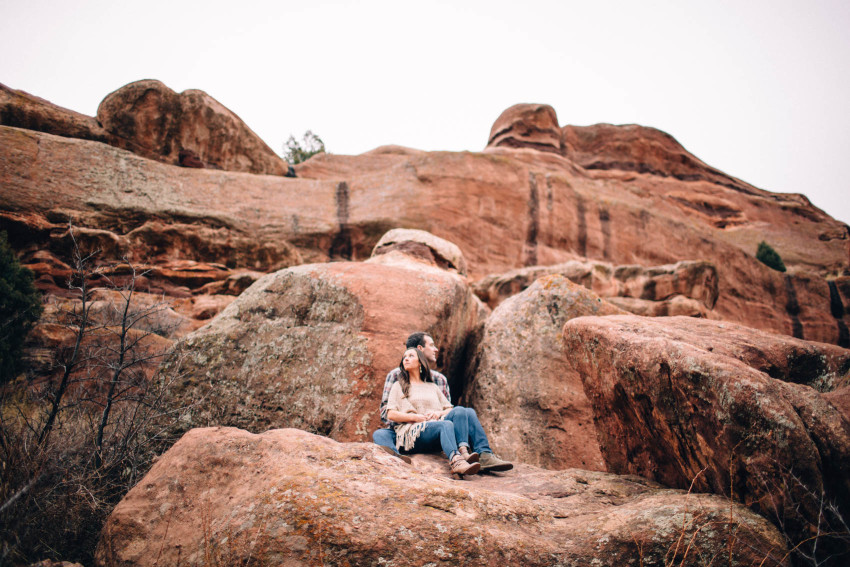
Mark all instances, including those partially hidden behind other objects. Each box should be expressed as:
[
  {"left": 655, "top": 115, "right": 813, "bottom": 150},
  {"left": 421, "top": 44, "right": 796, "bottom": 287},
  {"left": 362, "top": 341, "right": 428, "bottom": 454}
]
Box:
[{"left": 96, "top": 427, "right": 791, "bottom": 567}]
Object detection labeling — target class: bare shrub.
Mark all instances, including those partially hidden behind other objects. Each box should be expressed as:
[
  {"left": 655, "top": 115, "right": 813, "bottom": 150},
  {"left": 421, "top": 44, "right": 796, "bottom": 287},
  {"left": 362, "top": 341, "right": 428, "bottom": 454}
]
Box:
[{"left": 0, "top": 226, "right": 193, "bottom": 565}]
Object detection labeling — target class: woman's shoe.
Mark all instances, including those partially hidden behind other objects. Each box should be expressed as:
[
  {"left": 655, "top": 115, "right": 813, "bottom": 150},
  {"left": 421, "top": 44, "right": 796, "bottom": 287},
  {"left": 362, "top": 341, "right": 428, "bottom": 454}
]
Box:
[
  {"left": 458, "top": 446, "right": 479, "bottom": 464},
  {"left": 450, "top": 453, "right": 481, "bottom": 477}
]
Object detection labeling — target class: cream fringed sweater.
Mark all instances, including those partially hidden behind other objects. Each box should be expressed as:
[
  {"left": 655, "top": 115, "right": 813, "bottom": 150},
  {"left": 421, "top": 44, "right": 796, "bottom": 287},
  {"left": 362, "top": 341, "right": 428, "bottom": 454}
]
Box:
[{"left": 386, "top": 381, "right": 453, "bottom": 451}]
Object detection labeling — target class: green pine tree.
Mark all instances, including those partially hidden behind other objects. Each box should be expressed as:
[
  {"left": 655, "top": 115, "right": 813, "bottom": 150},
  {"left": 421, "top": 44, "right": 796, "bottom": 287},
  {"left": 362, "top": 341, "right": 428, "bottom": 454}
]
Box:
[
  {"left": 756, "top": 241, "right": 786, "bottom": 272},
  {"left": 0, "top": 231, "right": 43, "bottom": 382}
]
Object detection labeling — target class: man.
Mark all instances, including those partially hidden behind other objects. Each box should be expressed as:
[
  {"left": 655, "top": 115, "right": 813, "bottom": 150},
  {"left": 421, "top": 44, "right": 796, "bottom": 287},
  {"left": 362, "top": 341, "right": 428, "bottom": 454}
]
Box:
[{"left": 372, "top": 332, "right": 512, "bottom": 472}]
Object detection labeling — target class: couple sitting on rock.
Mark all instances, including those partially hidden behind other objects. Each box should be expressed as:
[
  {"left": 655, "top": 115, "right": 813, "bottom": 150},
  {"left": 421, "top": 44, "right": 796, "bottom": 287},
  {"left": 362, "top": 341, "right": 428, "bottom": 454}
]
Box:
[{"left": 373, "top": 332, "right": 513, "bottom": 478}]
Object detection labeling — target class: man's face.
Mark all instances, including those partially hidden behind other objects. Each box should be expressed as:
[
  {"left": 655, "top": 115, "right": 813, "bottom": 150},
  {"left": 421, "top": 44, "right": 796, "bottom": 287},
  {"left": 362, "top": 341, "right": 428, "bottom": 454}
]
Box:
[{"left": 417, "top": 335, "right": 438, "bottom": 365}]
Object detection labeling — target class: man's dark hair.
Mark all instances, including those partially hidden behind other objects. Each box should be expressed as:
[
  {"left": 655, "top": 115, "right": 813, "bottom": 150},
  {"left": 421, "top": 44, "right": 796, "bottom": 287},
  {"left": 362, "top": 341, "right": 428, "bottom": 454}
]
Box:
[{"left": 405, "top": 332, "right": 431, "bottom": 349}]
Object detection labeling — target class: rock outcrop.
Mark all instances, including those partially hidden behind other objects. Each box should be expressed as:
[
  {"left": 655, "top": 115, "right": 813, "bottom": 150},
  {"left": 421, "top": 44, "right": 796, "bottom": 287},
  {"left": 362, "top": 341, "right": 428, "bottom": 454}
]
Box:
[
  {"left": 95, "top": 427, "right": 791, "bottom": 567},
  {"left": 563, "top": 314, "right": 850, "bottom": 556},
  {"left": 1, "top": 80, "right": 289, "bottom": 176},
  {"left": 96, "top": 80, "right": 288, "bottom": 175},
  {"left": 561, "top": 123, "right": 755, "bottom": 194},
  {"left": 157, "top": 248, "right": 481, "bottom": 440},
  {"left": 474, "top": 259, "right": 719, "bottom": 317},
  {"left": 0, "top": 82, "right": 108, "bottom": 143},
  {"left": 487, "top": 103, "right": 562, "bottom": 154},
  {"left": 463, "top": 275, "right": 623, "bottom": 470}
]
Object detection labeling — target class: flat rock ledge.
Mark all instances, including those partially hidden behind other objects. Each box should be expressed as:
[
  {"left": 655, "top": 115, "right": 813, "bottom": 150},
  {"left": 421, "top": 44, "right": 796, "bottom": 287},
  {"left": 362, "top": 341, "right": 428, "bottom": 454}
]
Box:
[{"left": 96, "top": 427, "right": 790, "bottom": 566}]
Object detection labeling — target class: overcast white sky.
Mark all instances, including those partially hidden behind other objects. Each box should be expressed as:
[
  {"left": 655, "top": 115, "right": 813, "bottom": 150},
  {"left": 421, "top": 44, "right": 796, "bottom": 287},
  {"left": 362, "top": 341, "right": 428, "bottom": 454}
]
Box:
[{"left": 2, "top": 0, "right": 849, "bottom": 224}]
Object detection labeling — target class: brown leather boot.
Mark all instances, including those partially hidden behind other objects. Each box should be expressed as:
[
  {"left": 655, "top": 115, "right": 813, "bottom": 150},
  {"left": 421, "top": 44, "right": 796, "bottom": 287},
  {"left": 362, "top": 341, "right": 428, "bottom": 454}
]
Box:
[
  {"left": 449, "top": 453, "right": 481, "bottom": 477},
  {"left": 479, "top": 452, "right": 513, "bottom": 472},
  {"left": 458, "top": 446, "right": 479, "bottom": 464}
]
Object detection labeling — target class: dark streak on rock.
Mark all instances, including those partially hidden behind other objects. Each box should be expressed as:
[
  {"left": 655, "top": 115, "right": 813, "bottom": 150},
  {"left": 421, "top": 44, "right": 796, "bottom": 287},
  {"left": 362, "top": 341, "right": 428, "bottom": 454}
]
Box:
[
  {"left": 524, "top": 172, "right": 539, "bottom": 267},
  {"left": 329, "top": 181, "right": 352, "bottom": 260},
  {"left": 784, "top": 276, "right": 804, "bottom": 339},
  {"left": 576, "top": 192, "right": 588, "bottom": 258},
  {"left": 828, "top": 281, "right": 849, "bottom": 347},
  {"left": 599, "top": 208, "right": 612, "bottom": 260}
]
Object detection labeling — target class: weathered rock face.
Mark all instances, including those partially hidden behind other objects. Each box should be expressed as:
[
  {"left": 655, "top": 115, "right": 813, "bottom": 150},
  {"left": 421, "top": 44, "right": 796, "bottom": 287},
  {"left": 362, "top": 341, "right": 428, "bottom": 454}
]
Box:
[
  {"left": 474, "top": 259, "right": 719, "bottom": 317},
  {"left": 157, "top": 252, "right": 481, "bottom": 440},
  {"left": 96, "top": 79, "right": 288, "bottom": 175},
  {"left": 563, "top": 314, "right": 850, "bottom": 556},
  {"left": 463, "top": 275, "right": 625, "bottom": 470},
  {"left": 3, "top": 102, "right": 849, "bottom": 344},
  {"left": 95, "top": 427, "right": 791, "bottom": 567},
  {"left": 560, "top": 123, "right": 758, "bottom": 194}
]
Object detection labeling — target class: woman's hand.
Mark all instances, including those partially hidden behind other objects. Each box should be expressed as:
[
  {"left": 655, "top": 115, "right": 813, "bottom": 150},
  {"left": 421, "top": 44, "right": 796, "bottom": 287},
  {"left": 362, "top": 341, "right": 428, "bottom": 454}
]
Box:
[
  {"left": 424, "top": 411, "right": 442, "bottom": 421},
  {"left": 388, "top": 409, "right": 428, "bottom": 423}
]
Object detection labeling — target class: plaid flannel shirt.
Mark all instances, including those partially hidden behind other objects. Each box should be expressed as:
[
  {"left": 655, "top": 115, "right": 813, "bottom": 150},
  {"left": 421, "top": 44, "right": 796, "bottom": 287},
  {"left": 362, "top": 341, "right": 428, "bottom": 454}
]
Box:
[{"left": 379, "top": 367, "right": 450, "bottom": 427}]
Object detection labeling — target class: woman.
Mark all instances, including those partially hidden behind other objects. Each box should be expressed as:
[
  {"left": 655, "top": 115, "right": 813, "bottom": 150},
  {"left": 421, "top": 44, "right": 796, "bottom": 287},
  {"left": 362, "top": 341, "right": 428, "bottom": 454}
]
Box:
[{"left": 385, "top": 348, "right": 480, "bottom": 477}]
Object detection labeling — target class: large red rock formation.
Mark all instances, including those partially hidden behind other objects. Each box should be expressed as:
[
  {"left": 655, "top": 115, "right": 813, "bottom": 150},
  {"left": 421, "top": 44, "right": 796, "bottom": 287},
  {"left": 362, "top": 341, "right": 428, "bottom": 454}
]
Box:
[
  {"left": 95, "top": 427, "right": 791, "bottom": 567},
  {"left": 463, "top": 275, "right": 623, "bottom": 471},
  {"left": 563, "top": 314, "right": 850, "bottom": 557},
  {"left": 3, "top": 122, "right": 847, "bottom": 344},
  {"left": 157, "top": 247, "right": 482, "bottom": 441}
]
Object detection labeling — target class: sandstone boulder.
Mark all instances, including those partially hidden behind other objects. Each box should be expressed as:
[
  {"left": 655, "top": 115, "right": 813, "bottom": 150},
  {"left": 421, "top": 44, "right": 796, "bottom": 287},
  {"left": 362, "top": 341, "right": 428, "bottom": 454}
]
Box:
[
  {"left": 563, "top": 314, "right": 850, "bottom": 559},
  {"left": 157, "top": 250, "right": 481, "bottom": 440},
  {"left": 486, "top": 103, "right": 562, "bottom": 154},
  {"left": 96, "top": 80, "right": 288, "bottom": 175},
  {"left": 463, "top": 275, "right": 625, "bottom": 470},
  {"left": 372, "top": 227, "right": 468, "bottom": 276},
  {"left": 96, "top": 427, "right": 790, "bottom": 566}
]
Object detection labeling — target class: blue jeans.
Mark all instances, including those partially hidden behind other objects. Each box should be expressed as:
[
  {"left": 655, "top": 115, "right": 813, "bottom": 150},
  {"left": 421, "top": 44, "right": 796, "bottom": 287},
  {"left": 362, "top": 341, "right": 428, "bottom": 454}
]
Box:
[
  {"left": 372, "top": 428, "right": 400, "bottom": 455},
  {"left": 372, "top": 421, "right": 461, "bottom": 459},
  {"left": 444, "top": 406, "right": 492, "bottom": 454},
  {"left": 408, "top": 420, "right": 460, "bottom": 459}
]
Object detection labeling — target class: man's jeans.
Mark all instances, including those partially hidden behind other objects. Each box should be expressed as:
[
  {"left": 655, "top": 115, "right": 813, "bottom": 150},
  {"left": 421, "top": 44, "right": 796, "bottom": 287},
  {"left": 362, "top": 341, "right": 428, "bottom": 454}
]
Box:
[{"left": 444, "top": 406, "right": 492, "bottom": 454}]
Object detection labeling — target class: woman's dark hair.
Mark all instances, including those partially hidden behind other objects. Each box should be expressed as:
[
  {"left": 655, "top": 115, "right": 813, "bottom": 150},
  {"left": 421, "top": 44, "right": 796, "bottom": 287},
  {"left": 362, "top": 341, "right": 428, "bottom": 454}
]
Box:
[{"left": 398, "top": 348, "right": 432, "bottom": 397}]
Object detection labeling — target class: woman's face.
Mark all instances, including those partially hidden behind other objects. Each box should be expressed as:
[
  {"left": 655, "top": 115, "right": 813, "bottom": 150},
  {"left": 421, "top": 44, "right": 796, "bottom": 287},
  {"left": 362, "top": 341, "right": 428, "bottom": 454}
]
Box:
[{"left": 402, "top": 349, "right": 420, "bottom": 372}]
